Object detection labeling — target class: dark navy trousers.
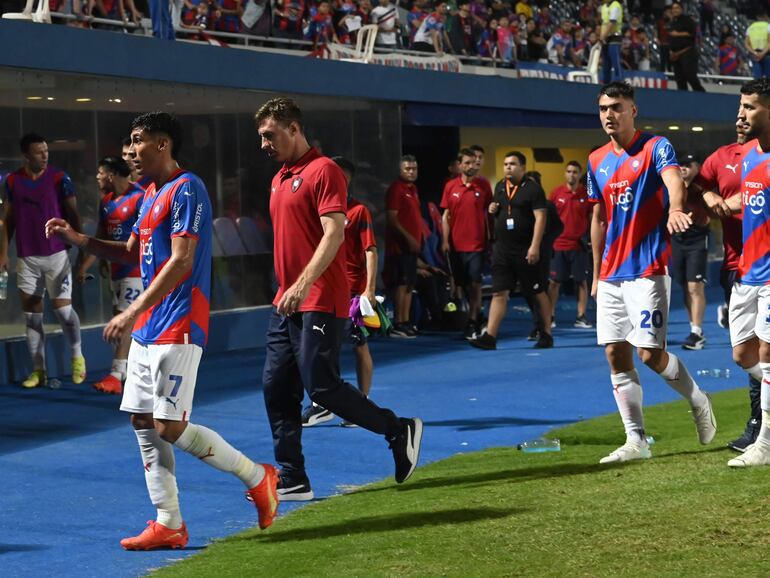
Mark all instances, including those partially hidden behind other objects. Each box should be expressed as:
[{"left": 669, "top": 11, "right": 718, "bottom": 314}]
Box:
[{"left": 262, "top": 309, "right": 401, "bottom": 478}]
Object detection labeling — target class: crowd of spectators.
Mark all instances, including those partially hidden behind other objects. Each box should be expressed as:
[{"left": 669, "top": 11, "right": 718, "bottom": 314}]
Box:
[{"left": 0, "top": 0, "right": 766, "bottom": 77}]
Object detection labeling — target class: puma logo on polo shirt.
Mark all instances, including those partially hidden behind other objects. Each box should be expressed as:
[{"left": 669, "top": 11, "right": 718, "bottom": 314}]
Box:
[
  {"left": 725, "top": 163, "right": 738, "bottom": 174},
  {"left": 312, "top": 324, "right": 326, "bottom": 335}
]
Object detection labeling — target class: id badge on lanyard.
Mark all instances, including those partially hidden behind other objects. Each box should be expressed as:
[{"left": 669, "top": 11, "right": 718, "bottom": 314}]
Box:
[{"left": 505, "top": 180, "right": 518, "bottom": 231}]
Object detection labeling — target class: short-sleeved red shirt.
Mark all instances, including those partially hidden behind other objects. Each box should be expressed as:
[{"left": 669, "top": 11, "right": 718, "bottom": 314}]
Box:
[
  {"left": 345, "top": 197, "right": 377, "bottom": 296},
  {"left": 440, "top": 176, "right": 493, "bottom": 252},
  {"left": 550, "top": 184, "right": 591, "bottom": 251},
  {"left": 695, "top": 142, "right": 743, "bottom": 271},
  {"left": 385, "top": 179, "right": 422, "bottom": 256},
  {"left": 270, "top": 147, "right": 349, "bottom": 317}
]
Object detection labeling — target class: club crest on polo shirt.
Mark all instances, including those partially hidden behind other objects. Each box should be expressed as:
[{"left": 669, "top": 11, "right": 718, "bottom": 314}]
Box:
[
  {"left": 632, "top": 159, "right": 640, "bottom": 172},
  {"left": 291, "top": 176, "right": 303, "bottom": 192}
]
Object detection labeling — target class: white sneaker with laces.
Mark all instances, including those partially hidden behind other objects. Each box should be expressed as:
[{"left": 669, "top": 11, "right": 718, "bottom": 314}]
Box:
[
  {"left": 692, "top": 394, "right": 717, "bottom": 445},
  {"left": 599, "top": 440, "right": 652, "bottom": 464},
  {"left": 727, "top": 441, "right": 770, "bottom": 467}
]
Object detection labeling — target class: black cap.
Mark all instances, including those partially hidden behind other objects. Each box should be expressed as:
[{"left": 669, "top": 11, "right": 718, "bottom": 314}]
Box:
[{"left": 677, "top": 152, "right": 699, "bottom": 165}]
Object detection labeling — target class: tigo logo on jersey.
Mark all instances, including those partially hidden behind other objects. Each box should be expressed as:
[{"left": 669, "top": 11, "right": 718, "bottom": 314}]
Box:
[
  {"left": 142, "top": 239, "right": 154, "bottom": 265},
  {"left": 609, "top": 181, "right": 634, "bottom": 211},
  {"left": 743, "top": 187, "right": 766, "bottom": 216}
]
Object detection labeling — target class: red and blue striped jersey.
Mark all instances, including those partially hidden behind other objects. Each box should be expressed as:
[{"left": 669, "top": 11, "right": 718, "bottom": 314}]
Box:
[
  {"left": 130, "top": 170, "right": 212, "bottom": 347},
  {"left": 99, "top": 183, "right": 145, "bottom": 280},
  {"left": 587, "top": 131, "right": 679, "bottom": 281},
  {"left": 738, "top": 140, "right": 770, "bottom": 285},
  {"left": 135, "top": 175, "right": 153, "bottom": 191}
]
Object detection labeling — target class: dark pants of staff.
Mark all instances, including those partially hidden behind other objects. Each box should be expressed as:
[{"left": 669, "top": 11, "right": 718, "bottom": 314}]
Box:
[
  {"left": 262, "top": 309, "right": 401, "bottom": 478},
  {"left": 672, "top": 49, "right": 705, "bottom": 91}
]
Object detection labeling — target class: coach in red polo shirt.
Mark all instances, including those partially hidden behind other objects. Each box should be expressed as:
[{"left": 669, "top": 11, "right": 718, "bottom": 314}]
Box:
[
  {"left": 256, "top": 98, "right": 423, "bottom": 501},
  {"left": 548, "top": 161, "right": 593, "bottom": 329},
  {"left": 440, "top": 147, "right": 493, "bottom": 339},
  {"left": 385, "top": 155, "right": 423, "bottom": 338}
]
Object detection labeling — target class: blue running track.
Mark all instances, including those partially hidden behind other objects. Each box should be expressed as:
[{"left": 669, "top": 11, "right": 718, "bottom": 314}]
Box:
[{"left": 0, "top": 291, "right": 743, "bottom": 578}]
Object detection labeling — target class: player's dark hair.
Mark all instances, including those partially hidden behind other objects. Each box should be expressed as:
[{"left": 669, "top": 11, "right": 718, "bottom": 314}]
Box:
[
  {"left": 523, "top": 171, "right": 542, "bottom": 185},
  {"left": 254, "top": 97, "right": 304, "bottom": 132},
  {"left": 504, "top": 151, "right": 526, "bottom": 166},
  {"left": 98, "top": 156, "right": 132, "bottom": 178},
  {"left": 469, "top": 144, "right": 484, "bottom": 154},
  {"left": 457, "top": 147, "right": 476, "bottom": 161},
  {"left": 19, "top": 132, "right": 45, "bottom": 154},
  {"left": 401, "top": 154, "right": 417, "bottom": 164},
  {"left": 331, "top": 156, "right": 356, "bottom": 177},
  {"left": 121, "top": 136, "right": 132, "bottom": 148},
  {"left": 566, "top": 160, "right": 582, "bottom": 171},
  {"left": 130, "top": 112, "right": 183, "bottom": 159},
  {"left": 598, "top": 81, "right": 635, "bottom": 102},
  {"left": 741, "top": 78, "right": 770, "bottom": 103}
]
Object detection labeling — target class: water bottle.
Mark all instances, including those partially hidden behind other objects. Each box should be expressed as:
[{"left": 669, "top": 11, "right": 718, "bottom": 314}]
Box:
[
  {"left": 0, "top": 270, "right": 7, "bottom": 300},
  {"left": 518, "top": 438, "right": 561, "bottom": 453},
  {"left": 696, "top": 369, "right": 732, "bottom": 378}
]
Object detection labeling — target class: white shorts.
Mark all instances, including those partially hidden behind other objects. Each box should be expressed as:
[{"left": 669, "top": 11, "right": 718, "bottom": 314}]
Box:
[
  {"left": 111, "top": 277, "right": 144, "bottom": 312},
  {"left": 16, "top": 250, "right": 72, "bottom": 299},
  {"left": 596, "top": 275, "right": 671, "bottom": 349},
  {"left": 120, "top": 341, "right": 202, "bottom": 421},
  {"left": 729, "top": 282, "right": 769, "bottom": 347}
]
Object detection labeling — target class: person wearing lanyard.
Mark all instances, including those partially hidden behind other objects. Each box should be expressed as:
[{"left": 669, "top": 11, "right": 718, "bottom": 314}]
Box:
[{"left": 469, "top": 151, "right": 553, "bottom": 350}]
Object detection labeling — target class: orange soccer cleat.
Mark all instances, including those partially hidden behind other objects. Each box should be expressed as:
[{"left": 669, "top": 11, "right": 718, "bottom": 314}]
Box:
[
  {"left": 93, "top": 374, "right": 123, "bottom": 395},
  {"left": 246, "top": 464, "right": 279, "bottom": 530},
  {"left": 120, "top": 520, "right": 189, "bottom": 551}
]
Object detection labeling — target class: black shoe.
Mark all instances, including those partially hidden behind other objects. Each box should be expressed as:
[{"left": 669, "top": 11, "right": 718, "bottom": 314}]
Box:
[
  {"left": 574, "top": 315, "right": 593, "bottom": 329},
  {"left": 527, "top": 328, "right": 540, "bottom": 341},
  {"left": 390, "top": 323, "right": 417, "bottom": 339},
  {"left": 463, "top": 320, "right": 478, "bottom": 340},
  {"left": 682, "top": 332, "right": 706, "bottom": 350},
  {"left": 534, "top": 332, "right": 554, "bottom": 349},
  {"left": 277, "top": 474, "right": 314, "bottom": 501},
  {"left": 340, "top": 420, "right": 358, "bottom": 428},
  {"left": 469, "top": 332, "right": 497, "bottom": 350},
  {"left": 727, "top": 420, "right": 760, "bottom": 452},
  {"left": 389, "top": 417, "right": 424, "bottom": 483},
  {"left": 301, "top": 404, "right": 335, "bottom": 427}
]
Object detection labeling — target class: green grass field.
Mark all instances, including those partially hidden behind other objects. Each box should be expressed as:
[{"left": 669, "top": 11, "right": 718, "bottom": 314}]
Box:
[{"left": 154, "top": 389, "right": 770, "bottom": 578}]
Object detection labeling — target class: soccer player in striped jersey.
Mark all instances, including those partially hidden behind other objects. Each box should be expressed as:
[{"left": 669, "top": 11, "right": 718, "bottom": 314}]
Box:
[
  {"left": 77, "top": 156, "right": 146, "bottom": 395},
  {"left": 588, "top": 82, "right": 716, "bottom": 464},
  {"left": 720, "top": 79, "right": 770, "bottom": 467},
  {"left": 46, "top": 112, "right": 278, "bottom": 548}
]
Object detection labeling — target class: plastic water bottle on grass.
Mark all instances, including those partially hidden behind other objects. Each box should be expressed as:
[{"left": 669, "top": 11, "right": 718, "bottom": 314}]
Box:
[
  {"left": 696, "top": 369, "right": 731, "bottom": 378},
  {"left": 518, "top": 438, "right": 561, "bottom": 453}
]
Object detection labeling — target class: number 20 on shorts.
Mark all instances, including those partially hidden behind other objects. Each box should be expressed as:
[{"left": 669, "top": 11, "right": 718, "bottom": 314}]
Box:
[{"left": 640, "top": 309, "right": 663, "bottom": 329}]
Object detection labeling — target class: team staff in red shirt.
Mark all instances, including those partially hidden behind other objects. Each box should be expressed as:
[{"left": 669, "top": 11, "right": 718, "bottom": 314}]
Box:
[
  {"left": 441, "top": 148, "right": 493, "bottom": 339},
  {"left": 301, "top": 157, "right": 379, "bottom": 428},
  {"left": 697, "top": 124, "right": 761, "bottom": 451},
  {"left": 548, "top": 161, "right": 593, "bottom": 329},
  {"left": 385, "top": 155, "right": 423, "bottom": 338},
  {"left": 257, "top": 98, "right": 423, "bottom": 501}
]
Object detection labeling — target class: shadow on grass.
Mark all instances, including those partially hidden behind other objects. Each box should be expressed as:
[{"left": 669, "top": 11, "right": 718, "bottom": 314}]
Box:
[{"left": 240, "top": 507, "right": 520, "bottom": 543}]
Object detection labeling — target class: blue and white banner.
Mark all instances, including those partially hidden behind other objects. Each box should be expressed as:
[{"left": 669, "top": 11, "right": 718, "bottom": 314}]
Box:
[{"left": 516, "top": 61, "right": 668, "bottom": 89}]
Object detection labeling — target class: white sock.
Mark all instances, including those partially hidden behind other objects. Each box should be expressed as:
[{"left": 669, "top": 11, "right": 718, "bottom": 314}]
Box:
[
  {"left": 756, "top": 363, "right": 770, "bottom": 446},
  {"left": 611, "top": 370, "right": 646, "bottom": 443},
  {"left": 133, "top": 429, "right": 182, "bottom": 530},
  {"left": 747, "top": 363, "right": 763, "bottom": 383},
  {"left": 111, "top": 358, "right": 128, "bottom": 381},
  {"left": 174, "top": 423, "right": 265, "bottom": 488},
  {"left": 24, "top": 312, "right": 45, "bottom": 371},
  {"left": 659, "top": 352, "right": 708, "bottom": 408},
  {"left": 691, "top": 325, "right": 703, "bottom": 336},
  {"left": 53, "top": 305, "right": 82, "bottom": 359}
]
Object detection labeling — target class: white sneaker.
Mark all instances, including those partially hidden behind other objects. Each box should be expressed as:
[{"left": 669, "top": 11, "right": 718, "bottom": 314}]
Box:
[
  {"left": 727, "top": 442, "right": 770, "bottom": 467},
  {"left": 717, "top": 303, "right": 729, "bottom": 329},
  {"left": 599, "top": 440, "right": 652, "bottom": 464},
  {"left": 692, "top": 394, "right": 717, "bottom": 445}
]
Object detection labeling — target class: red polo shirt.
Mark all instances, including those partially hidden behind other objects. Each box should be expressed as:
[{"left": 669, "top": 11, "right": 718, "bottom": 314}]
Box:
[
  {"left": 695, "top": 142, "right": 743, "bottom": 271},
  {"left": 440, "top": 175, "right": 493, "bottom": 252},
  {"left": 345, "top": 197, "right": 377, "bottom": 296},
  {"left": 270, "top": 147, "right": 349, "bottom": 318},
  {"left": 385, "top": 179, "right": 423, "bottom": 256},
  {"left": 550, "top": 184, "right": 591, "bottom": 251}
]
